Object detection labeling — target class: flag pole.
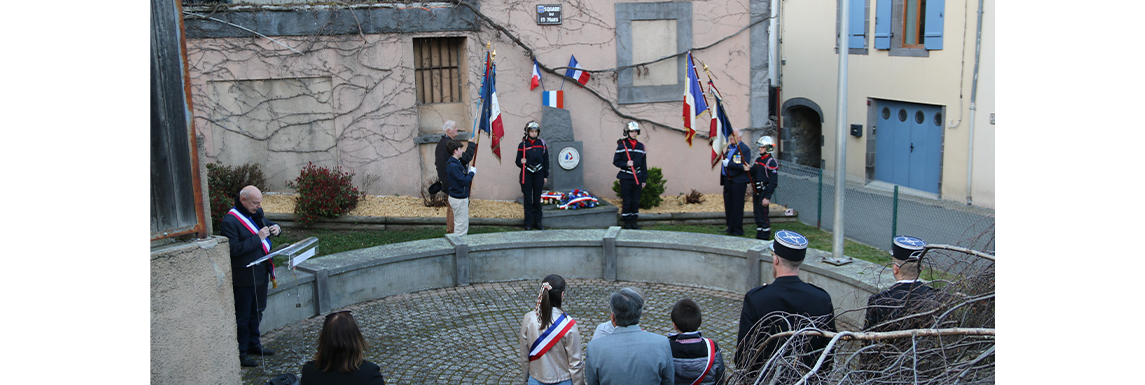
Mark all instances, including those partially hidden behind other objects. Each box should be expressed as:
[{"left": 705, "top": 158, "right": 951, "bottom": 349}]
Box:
[{"left": 470, "top": 43, "right": 493, "bottom": 193}]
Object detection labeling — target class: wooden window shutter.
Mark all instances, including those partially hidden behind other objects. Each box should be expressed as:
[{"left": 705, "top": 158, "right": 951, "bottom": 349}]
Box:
[
  {"left": 874, "top": 0, "right": 892, "bottom": 49},
  {"left": 924, "top": 0, "right": 945, "bottom": 50}
]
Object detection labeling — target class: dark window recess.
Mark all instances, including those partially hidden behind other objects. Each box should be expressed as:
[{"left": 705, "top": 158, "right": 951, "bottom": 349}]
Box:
[{"left": 414, "top": 37, "right": 464, "bottom": 104}]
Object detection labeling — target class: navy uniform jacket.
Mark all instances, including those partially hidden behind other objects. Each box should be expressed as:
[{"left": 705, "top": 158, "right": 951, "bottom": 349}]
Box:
[
  {"left": 613, "top": 139, "right": 648, "bottom": 182},
  {"left": 750, "top": 153, "right": 779, "bottom": 199},
  {"left": 864, "top": 281, "right": 939, "bottom": 331},
  {"left": 735, "top": 276, "right": 836, "bottom": 373},
  {"left": 721, "top": 142, "right": 752, "bottom": 184},
  {"left": 515, "top": 138, "right": 550, "bottom": 178},
  {"left": 220, "top": 200, "right": 276, "bottom": 287}
]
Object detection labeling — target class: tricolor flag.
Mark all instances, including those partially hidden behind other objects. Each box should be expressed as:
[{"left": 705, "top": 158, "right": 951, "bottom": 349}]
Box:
[
  {"left": 477, "top": 57, "right": 506, "bottom": 161},
  {"left": 708, "top": 81, "right": 733, "bottom": 169},
  {"left": 530, "top": 58, "right": 542, "bottom": 91},
  {"left": 542, "top": 90, "right": 564, "bottom": 109},
  {"left": 682, "top": 52, "right": 709, "bottom": 147},
  {"left": 564, "top": 55, "right": 590, "bottom": 87}
]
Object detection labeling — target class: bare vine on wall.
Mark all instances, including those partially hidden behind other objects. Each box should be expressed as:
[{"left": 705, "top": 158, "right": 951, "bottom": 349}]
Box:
[{"left": 182, "top": 0, "right": 768, "bottom": 192}]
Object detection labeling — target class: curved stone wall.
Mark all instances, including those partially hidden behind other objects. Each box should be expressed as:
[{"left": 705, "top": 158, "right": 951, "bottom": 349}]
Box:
[{"left": 263, "top": 228, "right": 896, "bottom": 332}]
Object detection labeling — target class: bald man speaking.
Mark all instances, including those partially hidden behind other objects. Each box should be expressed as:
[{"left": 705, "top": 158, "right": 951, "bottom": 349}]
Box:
[{"left": 220, "top": 185, "right": 281, "bottom": 367}]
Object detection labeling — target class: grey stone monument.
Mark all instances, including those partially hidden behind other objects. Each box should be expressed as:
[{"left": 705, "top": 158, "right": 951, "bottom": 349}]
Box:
[
  {"left": 534, "top": 106, "right": 619, "bottom": 229},
  {"left": 540, "top": 106, "right": 584, "bottom": 192}
]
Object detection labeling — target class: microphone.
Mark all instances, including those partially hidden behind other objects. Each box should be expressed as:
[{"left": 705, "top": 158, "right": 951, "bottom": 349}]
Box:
[{"left": 258, "top": 208, "right": 279, "bottom": 238}]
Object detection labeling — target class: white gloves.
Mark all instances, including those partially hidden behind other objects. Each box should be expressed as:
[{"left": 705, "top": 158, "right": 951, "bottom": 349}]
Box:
[
  {"left": 469, "top": 166, "right": 477, "bottom": 174},
  {"left": 721, "top": 158, "right": 730, "bottom": 167}
]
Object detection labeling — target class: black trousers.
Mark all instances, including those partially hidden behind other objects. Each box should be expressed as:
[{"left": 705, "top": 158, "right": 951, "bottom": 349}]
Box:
[
  {"left": 619, "top": 179, "right": 642, "bottom": 221},
  {"left": 723, "top": 179, "right": 747, "bottom": 235},
  {"left": 521, "top": 171, "right": 544, "bottom": 227},
  {"left": 753, "top": 192, "right": 771, "bottom": 236},
  {"left": 233, "top": 281, "right": 268, "bottom": 353}
]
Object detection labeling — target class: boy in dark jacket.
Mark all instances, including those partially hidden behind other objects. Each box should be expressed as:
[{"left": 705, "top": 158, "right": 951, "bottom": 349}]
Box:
[
  {"left": 668, "top": 298, "right": 725, "bottom": 385},
  {"left": 446, "top": 139, "right": 476, "bottom": 235}
]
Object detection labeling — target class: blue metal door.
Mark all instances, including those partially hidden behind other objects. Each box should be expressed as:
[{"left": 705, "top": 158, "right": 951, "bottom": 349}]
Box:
[{"left": 874, "top": 100, "right": 943, "bottom": 193}]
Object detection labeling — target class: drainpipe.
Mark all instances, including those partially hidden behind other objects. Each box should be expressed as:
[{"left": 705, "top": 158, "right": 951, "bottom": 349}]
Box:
[
  {"left": 769, "top": 0, "right": 781, "bottom": 152},
  {"left": 832, "top": 0, "right": 850, "bottom": 261},
  {"left": 768, "top": 0, "right": 779, "bottom": 87},
  {"left": 965, "top": 0, "right": 983, "bottom": 206}
]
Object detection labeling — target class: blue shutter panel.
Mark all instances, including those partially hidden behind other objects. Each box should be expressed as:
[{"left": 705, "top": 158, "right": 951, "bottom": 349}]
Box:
[
  {"left": 874, "top": 0, "right": 891, "bottom": 49},
  {"left": 849, "top": 0, "right": 866, "bottom": 48},
  {"left": 924, "top": 0, "right": 945, "bottom": 49}
]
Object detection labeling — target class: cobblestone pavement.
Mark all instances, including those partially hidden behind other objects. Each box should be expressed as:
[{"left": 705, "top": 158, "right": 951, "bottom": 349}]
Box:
[{"left": 241, "top": 279, "right": 757, "bottom": 385}]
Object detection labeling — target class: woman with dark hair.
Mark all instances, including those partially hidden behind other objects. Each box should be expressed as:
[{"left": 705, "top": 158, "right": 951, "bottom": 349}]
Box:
[
  {"left": 518, "top": 274, "right": 586, "bottom": 385},
  {"left": 300, "top": 311, "right": 386, "bottom": 385}
]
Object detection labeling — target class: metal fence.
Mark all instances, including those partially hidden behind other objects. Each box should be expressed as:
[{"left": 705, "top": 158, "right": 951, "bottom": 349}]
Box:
[{"left": 772, "top": 160, "right": 995, "bottom": 272}]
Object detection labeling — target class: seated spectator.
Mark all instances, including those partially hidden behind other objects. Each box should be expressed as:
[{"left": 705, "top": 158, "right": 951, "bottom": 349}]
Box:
[
  {"left": 585, "top": 288, "right": 673, "bottom": 385},
  {"left": 519, "top": 274, "right": 586, "bottom": 385},
  {"left": 667, "top": 298, "right": 725, "bottom": 385},
  {"left": 300, "top": 311, "right": 386, "bottom": 385}
]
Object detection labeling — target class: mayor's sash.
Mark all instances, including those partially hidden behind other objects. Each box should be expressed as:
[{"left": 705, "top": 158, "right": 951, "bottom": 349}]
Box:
[
  {"left": 691, "top": 337, "right": 716, "bottom": 385},
  {"left": 528, "top": 312, "right": 576, "bottom": 361},
  {"left": 227, "top": 208, "right": 271, "bottom": 255}
]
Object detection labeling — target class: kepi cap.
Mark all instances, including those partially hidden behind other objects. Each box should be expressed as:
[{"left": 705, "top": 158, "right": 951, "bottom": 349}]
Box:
[
  {"left": 892, "top": 235, "right": 927, "bottom": 262},
  {"left": 770, "top": 230, "right": 809, "bottom": 261}
]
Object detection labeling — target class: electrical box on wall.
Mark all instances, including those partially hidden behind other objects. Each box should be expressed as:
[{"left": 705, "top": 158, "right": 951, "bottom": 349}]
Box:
[{"left": 850, "top": 124, "right": 862, "bottom": 138}]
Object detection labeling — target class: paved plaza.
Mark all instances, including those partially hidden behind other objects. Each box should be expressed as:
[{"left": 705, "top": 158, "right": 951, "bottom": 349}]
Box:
[{"left": 241, "top": 278, "right": 769, "bottom": 384}]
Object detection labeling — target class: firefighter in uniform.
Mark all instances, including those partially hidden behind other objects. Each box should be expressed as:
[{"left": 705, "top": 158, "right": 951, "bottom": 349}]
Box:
[
  {"left": 614, "top": 121, "right": 647, "bottom": 229},
  {"left": 750, "top": 136, "right": 779, "bottom": 241},
  {"left": 515, "top": 121, "right": 549, "bottom": 230}
]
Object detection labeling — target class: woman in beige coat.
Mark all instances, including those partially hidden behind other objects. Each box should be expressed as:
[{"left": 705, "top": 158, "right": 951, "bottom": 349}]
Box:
[{"left": 519, "top": 274, "right": 586, "bottom": 385}]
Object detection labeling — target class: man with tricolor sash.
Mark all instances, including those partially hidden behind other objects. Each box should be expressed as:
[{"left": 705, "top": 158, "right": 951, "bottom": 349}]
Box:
[{"left": 220, "top": 185, "right": 281, "bottom": 367}]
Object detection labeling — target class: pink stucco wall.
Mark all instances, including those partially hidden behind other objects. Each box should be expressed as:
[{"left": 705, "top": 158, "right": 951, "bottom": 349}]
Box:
[{"left": 187, "top": 0, "right": 754, "bottom": 201}]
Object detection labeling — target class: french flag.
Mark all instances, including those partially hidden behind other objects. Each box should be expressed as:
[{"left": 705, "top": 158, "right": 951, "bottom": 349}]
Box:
[
  {"left": 565, "top": 55, "right": 590, "bottom": 87},
  {"left": 530, "top": 58, "right": 542, "bottom": 91},
  {"left": 542, "top": 90, "right": 564, "bottom": 109}
]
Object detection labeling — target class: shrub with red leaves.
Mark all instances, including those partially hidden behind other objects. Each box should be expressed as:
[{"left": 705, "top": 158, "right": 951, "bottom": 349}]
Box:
[{"left": 285, "top": 162, "right": 363, "bottom": 227}]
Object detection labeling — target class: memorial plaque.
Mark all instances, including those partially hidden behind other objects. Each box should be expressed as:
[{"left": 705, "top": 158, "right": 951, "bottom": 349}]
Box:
[{"left": 537, "top": 4, "right": 562, "bottom": 25}]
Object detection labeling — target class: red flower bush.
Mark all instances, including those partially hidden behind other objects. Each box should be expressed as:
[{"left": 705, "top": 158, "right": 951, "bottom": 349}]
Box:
[{"left": 285, "top": 162, "right": 363, "bottom": 227}]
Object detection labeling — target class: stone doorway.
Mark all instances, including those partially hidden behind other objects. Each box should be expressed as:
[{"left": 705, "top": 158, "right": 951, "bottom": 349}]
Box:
[{"left": 781, "top": 98, "right": 824, "bottom": 169}]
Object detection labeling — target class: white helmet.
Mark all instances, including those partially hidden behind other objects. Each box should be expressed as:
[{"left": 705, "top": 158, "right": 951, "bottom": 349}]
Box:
[
  {"left": 524, "top": 121, "right": 540, "bottom": 134},
  {"left": 756, "top": 136, "right": 775, "bottom": 154},
  {"left": 624, "top": 121, "right": 641, "bottom": 135}
]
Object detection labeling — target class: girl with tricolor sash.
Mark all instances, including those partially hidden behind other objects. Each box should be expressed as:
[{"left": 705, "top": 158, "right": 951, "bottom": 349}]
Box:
[{"left": 518, "top": 275, "right": 586, "bottom": 385}]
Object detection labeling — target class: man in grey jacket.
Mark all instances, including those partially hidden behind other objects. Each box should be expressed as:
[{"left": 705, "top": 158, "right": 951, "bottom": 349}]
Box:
[{"left": 586, "top": 288, "right": 674, "bottom": 385}]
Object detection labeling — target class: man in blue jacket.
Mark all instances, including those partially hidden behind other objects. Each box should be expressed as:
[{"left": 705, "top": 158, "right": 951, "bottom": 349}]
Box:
[
  {"left": 446, "top": 139, "right": 477, "bottom": 236},
  {"left": 220, "top": 185, "right": 280, "bottom": 367},
  {"left": 720, "top": 129, "right": 751, "bottom": 236}
]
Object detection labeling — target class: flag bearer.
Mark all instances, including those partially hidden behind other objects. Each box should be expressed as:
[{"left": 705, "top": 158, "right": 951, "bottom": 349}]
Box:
[
  {"left": 516, "top": 121, "right": 550, "bottom": 230},
  {"left": 614, "top": 121, "right": 647, "bottom": 229},
  {"left": 750, "top": 136, "right": 779, "bottom": 240}
]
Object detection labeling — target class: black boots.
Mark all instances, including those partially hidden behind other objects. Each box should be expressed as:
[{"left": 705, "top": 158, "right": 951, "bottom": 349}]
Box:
[
  {"left": 756, "top": 228, "right": 771, "bottom": 241},
  {"left": 240, "top": 353, "right": 258, "bottom": 367},
  {"left": 622, "top": 217, "right": 641, "bottom": 229}
]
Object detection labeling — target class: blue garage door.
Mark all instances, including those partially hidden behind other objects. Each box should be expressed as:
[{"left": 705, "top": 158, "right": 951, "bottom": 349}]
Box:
[{"left": 874, "top": 101, "right": 943, "bottom": 193}]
